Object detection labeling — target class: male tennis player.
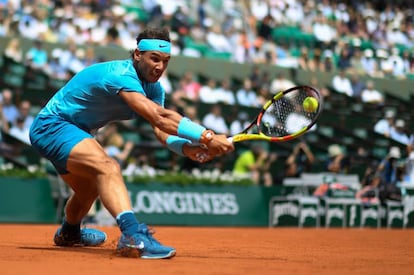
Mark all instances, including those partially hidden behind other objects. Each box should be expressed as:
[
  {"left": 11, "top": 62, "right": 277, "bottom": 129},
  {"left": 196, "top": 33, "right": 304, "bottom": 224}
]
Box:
[{"left": 29, "top": 27, "right": 234, "bottom": 259}]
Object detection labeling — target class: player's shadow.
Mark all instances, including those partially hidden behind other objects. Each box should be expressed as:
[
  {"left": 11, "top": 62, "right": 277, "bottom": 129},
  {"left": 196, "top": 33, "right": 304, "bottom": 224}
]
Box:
[{"left": 18, "top": 246, "right": 118, "bottom": 257}]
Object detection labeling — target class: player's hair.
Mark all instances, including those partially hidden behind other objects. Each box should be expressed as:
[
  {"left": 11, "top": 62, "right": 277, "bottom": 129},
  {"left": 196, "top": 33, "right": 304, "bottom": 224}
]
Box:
[{"left": 136, "top": 27, "right": 170, "bottom": 43}]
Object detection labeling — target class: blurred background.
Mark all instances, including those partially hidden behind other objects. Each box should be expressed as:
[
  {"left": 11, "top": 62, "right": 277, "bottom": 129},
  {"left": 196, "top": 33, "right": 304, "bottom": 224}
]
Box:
[{"left": 0, "top": 0, "right": 414, "bottom": 228}]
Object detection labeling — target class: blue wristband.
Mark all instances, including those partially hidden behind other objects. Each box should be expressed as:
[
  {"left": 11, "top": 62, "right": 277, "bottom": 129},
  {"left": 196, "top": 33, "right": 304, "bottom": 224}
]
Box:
[
  {"left": 166, "top": 135, "right": 191, "bottom": 156},
  {"left": 177, "top": 117, "right": 206, "bottom": 142}
]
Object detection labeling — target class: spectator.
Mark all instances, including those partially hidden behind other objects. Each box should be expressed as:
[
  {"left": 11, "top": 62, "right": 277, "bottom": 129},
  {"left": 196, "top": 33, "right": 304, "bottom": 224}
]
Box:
[
  {"left": 206, "top": 25, "right": 232, "bottom": 53},
  {"left": 360, "top": 80, "right": 384, "bottom": 105},
  {"left": 229, "top": 111, "right": 250, "bottom": 137},
  {"left": 312, "top": 16, "right": 337, "bottom": 49},
  {"left": 14, "top": 100, "right": 34, "bottom": 131},
  {"left": 389, "top": 119, "right": 410, "bottom": 145},
  {"left": 360, "top": 49, "right": 379, "bottom": 77},
  {"left": 236, "top": 78, "right": 258, "bottom": 107},
  {"left": 214, "top": 78, "right": 236, "bottom": 105},
  {"left": 349, "top": 73, "right": 365, "bottom": 99},
  {"left": 336, "top": 46, "right": 352, "bottom": 71},
  {"left": 9, "top": 116, "right": 30, "bottom": 144},
  {"left": 24, "top": 40, "right": 48, "bottom": 71},
  {"left": 309, "top": 77, "right": 331, "bottom": 100},
  {"left": 374, "top": 110, "right": 395, "bottom": 137},
  {"left": 256, "top": 84, "right": 272, "bottom": 106},
  {"left": 199, "top": 78, "right": 218, "bottom": 104},
  {"left": 326, "top": 144, "right": 350, "bottom": 174},
  {"left": 331, "top": 69, "right": 353, "bottom": 97},
  {"left": 270, "top": 73, "right": 295, "bottom": 94},
  {"left": 232, "top": 142, "right": 277, "bottom": 186},
  {"left": 348, "top": 48, "right": 366, "bottom": 75},
  {"left": 377, "top": 146, "right": 402, "bottom": 185},
  {"left": 233, "top": 31, "right": 254, "bottom": 64},
  {"left": 388, "top": 48, "right": 406, "bottom": 79},
  {"left": 96, "top": 122, "right": 134, "bottom": 167},
  {"left": 45, "top": 48, "right": 69, "bottom": 81},
  {"left": 0, "top": 89, "right": 19, "bottom": 126},
  {"left": 321, "top": 50, "right": 335, "bottom": 72},
  {"left": 0, "top": 101, "right": 9, "bottom": 134},
  {"left": 202, "top": 104, "right": 229, "bottom": 135},
  {"left": 184, "top": 105, "right": 201, "bottom": 124},
  {"left": 82, "top": 46, "right": 99, "bottom": 67},
  {"left": 250, "top": 37, "right": 269, "bottom": 64},
  {"left": 298, "top": 47, "right": 317, "bottom": 71},
  {"left": 311, "top": 47, "right": 325, "bottom": 72},
  {"left": 274, "top": 141, "right": 315, "bottom": 185},
  {"left": 249, "top": 66, "right": 262, "bottom": 91},
  {"left": 3, "top": 37, "right": 23, "bottom": 63},
  {"left": 171, "top": 71, "right": 201, "bottom": 107},
  {"left": 355, "top": 164, "right": 382, "bottom": 204}
]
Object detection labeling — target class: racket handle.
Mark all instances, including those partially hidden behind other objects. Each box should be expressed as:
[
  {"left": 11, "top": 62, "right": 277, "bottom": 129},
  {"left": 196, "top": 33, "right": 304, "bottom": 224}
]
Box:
[{"left": 227, "top": 137, "right": 233, "bottom": 143}]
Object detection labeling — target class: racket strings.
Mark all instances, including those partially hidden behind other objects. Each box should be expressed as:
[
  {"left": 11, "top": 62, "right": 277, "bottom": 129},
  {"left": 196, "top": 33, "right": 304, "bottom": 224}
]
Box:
[{"left": 260, "top": 89, "right": 318, "bottom": 137}]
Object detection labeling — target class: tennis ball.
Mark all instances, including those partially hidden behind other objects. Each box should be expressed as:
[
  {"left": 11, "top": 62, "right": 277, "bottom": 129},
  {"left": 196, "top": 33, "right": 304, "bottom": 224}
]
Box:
[{"left": 303, "top": 97, "right": 318, "bottom": 112}]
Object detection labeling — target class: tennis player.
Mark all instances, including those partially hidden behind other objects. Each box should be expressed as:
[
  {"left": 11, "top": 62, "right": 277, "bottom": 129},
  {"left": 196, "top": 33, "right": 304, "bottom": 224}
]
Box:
[{"left": 29, "top": 27, "right": 234, "bottom": 259}]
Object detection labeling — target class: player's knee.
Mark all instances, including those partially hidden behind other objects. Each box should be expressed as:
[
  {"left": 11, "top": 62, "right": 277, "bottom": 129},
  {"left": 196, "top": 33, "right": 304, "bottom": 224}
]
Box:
[{"left": 95, "top": 157, "right": 122, "bottom": 176}]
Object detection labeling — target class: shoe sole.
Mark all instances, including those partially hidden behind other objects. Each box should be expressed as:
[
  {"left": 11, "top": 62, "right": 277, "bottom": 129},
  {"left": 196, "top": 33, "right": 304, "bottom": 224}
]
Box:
[{"left": 116, "top": 247, "right": 176, "bottom": 259}]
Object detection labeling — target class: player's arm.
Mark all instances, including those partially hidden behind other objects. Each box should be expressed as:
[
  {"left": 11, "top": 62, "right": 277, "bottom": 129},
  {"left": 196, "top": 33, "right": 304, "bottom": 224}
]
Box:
[
  {"left": 118, "top": 91, "right": 234, "bottom": 155},
  {"left": 153, "top": 126, "right": 214, "bottom": 163}
]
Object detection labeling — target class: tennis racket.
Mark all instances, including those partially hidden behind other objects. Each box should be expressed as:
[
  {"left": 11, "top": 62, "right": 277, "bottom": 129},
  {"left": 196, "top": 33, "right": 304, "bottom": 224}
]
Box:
[{"left": 228, "top": 85, "right": 322, "bottom": 143}]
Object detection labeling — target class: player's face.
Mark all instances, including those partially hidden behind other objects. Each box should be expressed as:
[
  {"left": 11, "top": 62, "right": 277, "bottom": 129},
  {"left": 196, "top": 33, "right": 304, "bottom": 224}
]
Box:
[{"left": 134, "top": 49, "right": 170, "bottom": 83}]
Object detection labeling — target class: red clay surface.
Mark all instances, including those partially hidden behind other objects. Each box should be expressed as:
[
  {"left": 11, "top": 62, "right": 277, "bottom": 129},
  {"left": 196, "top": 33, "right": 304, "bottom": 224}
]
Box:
[{"left": 1, "top": 225, "right": 413, "bottom": 275}]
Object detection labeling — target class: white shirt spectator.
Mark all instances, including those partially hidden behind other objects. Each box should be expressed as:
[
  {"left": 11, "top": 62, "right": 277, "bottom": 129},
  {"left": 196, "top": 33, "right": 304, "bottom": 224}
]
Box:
[
  {"left": 312, "top": 17, "right": 337, "bottom": 44},
  {"left": 387, "top": 27, "right": 409, "bottom": 46},
  {"left": 360, "top": 81, "right": 384, "bottom": 104},
  {"left": 9, "top": 118, "right": 30, "bottom": 144},
  {"left": 202, "top": 107, "right": 229, "bottom": 135},
  {"left": 374, "top": 110, "right": 395, "bottom": 136},
  {"left": 206, "top": 25, "right": 232, "bottom": 53},
  {"left": 236, "top": 85, "right": 258, "bottom": 107},
  {"left": 199, "top": 79, "right": 219, "bottom": 104},
  {"left": 251, "top": 0, "right": 269, "bottom": 20},
  {"left": 214, "top": 79, "right": 235, "bottom": 105},
  {"left": 332, "top": 73, "right": 353, "bottom": 96},
  {"left": 270, "top": 74, "right": 295, "bottom": 94},
  {"left": 361, "top": 50, "right": 378, "bottom": 76}
]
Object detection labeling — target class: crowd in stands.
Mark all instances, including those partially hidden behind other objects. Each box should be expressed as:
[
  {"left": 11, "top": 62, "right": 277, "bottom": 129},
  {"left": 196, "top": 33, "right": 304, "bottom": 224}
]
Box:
[
  {"left": 1, "top": 0, "right": 414, "bottom": 196},
  {"left": 0, "top": 0, "right": 413, "bottom": 77}
]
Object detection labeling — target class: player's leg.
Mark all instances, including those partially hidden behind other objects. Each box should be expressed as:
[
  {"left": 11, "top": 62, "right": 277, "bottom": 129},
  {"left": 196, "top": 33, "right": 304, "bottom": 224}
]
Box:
[
  {"left": 64, "top": 138, "right": 132, "bottom": 218},
  {"left": 54, "top": 171, "right": 107, "bottom": 246},
  {"left": 64, "top": 138, "right": 176, "bottom": 258}
]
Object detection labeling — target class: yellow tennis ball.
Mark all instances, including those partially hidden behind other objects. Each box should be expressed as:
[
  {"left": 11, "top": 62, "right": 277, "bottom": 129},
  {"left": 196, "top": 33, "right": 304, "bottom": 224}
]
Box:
[{"left": 303, "top": 97, "right": 318, "bottom": 112}]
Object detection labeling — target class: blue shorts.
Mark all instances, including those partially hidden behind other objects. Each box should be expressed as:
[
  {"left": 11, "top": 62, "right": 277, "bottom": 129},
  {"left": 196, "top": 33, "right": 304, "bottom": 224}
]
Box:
[{"left": 29, "top": 115, "right": 93, "bottom": 174}]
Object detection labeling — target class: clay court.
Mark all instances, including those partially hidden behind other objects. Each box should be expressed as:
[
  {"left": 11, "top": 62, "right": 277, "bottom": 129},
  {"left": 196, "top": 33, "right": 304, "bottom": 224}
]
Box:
[{"left": 1, "top": 225, "right": 413, "bottom": 275}]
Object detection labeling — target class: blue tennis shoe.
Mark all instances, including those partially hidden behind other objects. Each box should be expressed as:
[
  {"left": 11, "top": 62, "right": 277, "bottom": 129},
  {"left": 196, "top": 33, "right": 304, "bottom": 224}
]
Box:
[
  {"left": 117, "top": 223, "right": 176, "bottom": 259},
  {"left": 54, "top": 227, "right": 107, "bottom": 247}
]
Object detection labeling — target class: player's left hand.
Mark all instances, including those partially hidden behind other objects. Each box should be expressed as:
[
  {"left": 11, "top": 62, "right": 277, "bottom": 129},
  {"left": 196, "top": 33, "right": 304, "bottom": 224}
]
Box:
[
  {"left": 183, "top": 144, "right": 214, "bottom": 163},
  {"left": 206, "top": 134, "right": 235, "bottom": 157}
]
